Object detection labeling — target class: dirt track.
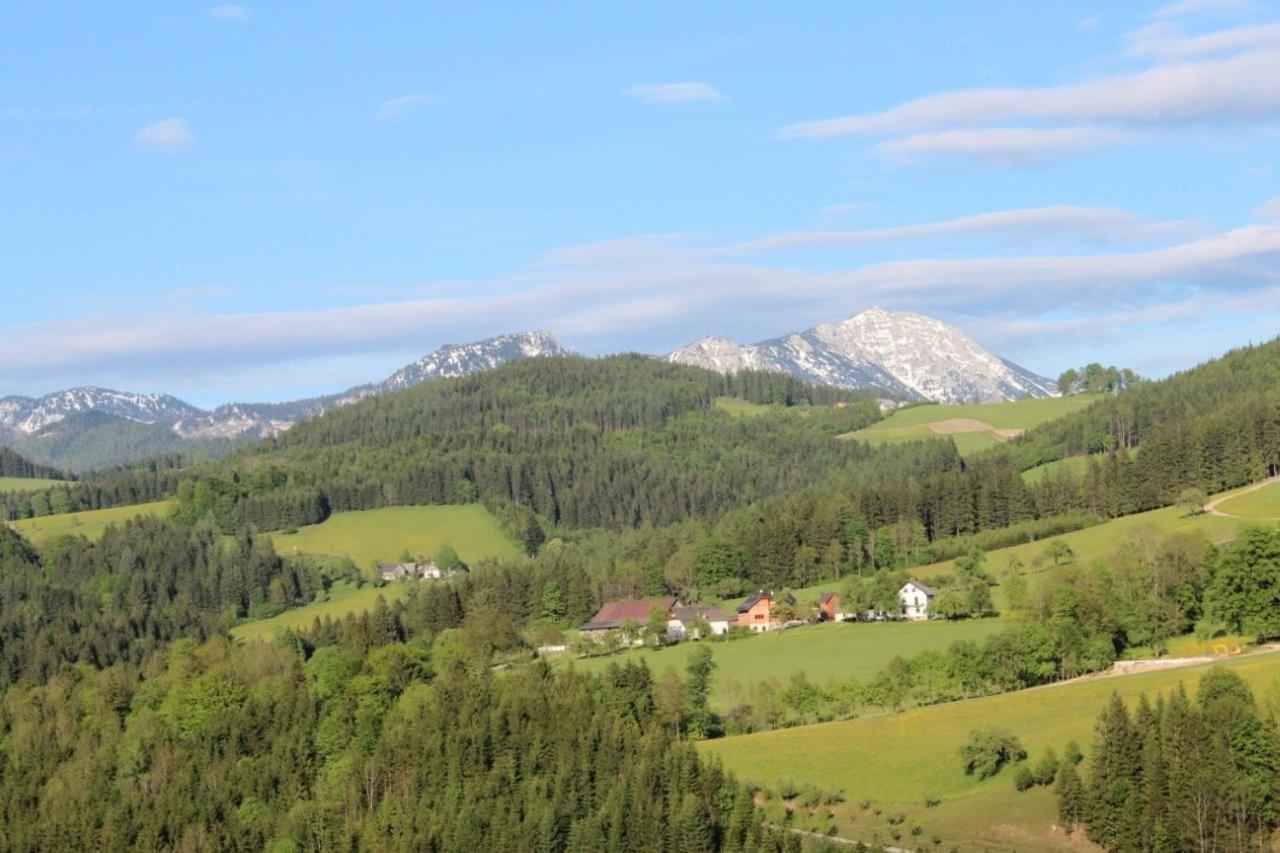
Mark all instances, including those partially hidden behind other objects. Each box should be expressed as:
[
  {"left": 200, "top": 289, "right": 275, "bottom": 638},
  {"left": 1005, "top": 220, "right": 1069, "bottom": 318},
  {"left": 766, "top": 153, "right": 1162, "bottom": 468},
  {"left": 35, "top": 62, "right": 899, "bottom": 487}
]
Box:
[{"left": 1204, "top": 475, "right": 1280, "bottom": 518}]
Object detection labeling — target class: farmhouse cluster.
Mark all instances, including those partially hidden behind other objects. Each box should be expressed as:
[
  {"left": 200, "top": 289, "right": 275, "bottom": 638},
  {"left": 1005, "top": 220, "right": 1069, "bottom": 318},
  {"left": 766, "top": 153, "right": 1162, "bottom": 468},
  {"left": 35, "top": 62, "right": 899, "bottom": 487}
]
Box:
[
  {"left": 378, "top": 560, "right": 456, "bottom": 582},
  {"left": 579, "top": 580, "right": 937, "bottom": 643}
]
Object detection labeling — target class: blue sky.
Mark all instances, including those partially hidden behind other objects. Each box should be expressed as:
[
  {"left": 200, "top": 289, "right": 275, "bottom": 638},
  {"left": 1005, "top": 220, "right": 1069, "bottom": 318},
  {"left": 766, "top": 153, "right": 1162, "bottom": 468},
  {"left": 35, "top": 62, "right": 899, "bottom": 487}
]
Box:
[{"left": 2, "top": 0, "right": 1279, "bottom": 406}]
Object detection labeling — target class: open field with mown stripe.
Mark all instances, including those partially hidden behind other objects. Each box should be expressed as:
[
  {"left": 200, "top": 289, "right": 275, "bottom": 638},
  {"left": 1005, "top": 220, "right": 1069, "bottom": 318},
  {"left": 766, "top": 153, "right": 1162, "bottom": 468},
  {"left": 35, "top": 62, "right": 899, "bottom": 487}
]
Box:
[
  {"left": 908, "top": 484, "right": 1265, "bottom": 608},
  {"left": 703, "top": 651, "right": 1280, "bottom": 851},
  {"left": 267, "top": 504, "right": 522, "bottom": 569},
  {"left": 0, "top": 477, "right": 65, "bottom": 494},
  {"left": 1214, "top": 479, "right": 1280, "bottom": 519},
  {"left": 231, "top": 579, "right": 412, "bottom": 642},
  {"left": 841, "top": 395, "right": 1097, "bottom": 457},
  {"left": 563, "top": 618, "right": 1007, "bottom": 711},
  {"left": 5, "top": 500, "right": 173, "bottom": 544}
]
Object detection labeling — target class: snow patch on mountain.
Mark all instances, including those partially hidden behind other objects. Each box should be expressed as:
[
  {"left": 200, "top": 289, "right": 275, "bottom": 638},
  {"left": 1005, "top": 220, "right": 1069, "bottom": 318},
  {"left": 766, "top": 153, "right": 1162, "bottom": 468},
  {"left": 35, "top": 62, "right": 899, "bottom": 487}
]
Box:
[
  {"left": 0, "top": 332, "right": 570, "bottom": 443},
  {"left": 667, "top": 308, "right": 1056, "bottom": 403}
]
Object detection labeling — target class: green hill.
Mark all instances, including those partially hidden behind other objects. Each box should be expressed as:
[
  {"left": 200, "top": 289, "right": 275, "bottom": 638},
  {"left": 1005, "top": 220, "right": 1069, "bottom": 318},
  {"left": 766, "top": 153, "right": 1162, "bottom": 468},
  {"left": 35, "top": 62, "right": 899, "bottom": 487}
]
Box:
[
  {"left": 0, "top": 477, "right": 64, "bottom": 494},
  {"left": 5, "top": 500, "right": 173, "bottom": 544},
  {"left": 563, "top": 618, "right": 1007, "bottom": 712},
  {"left": 842, "top": 396, "right": 1096, "bottom": 457},
  {"left": 702, "top": 651, "right": 1280, "bottom": 851},
  {"left": 268, "top": 504, "right": 522, "bottom": 568}
]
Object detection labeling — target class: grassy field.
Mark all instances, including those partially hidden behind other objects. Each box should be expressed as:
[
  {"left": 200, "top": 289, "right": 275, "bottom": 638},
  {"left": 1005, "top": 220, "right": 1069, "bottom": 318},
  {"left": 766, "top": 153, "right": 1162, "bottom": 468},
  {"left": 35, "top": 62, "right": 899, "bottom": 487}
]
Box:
[
  {"left": 230, "top": 580, "right": 412, "bottom": 642},
  {"left": 0, "top": 476, "right": 65, "bottom": 494},
  {"left": 702, "top": 651, "right": 1280, "bottom": 850},
  {"left": 564, "top": 618, "right": 1007, "bottom": 711},
  {"left": 1215, "top": 480, "right": 1280, "bottom": 519},
  {"left": 5, "top": 500, "right": 173, "bottom": 544},
  {"left": 841, "top": 395, "right": 1096, "bottom": 457},
  {"left": 268, "top": 504, "right": 522, "bottom": 569},
  {"left": 911, "top": 491, "right": 1256, "bottom": 602},
  {"left": 714, "top": 397, "right": 776, "bottom": 417},
  {"left": 1020, "top": 454, "right": 1094, "bottom": 484}
]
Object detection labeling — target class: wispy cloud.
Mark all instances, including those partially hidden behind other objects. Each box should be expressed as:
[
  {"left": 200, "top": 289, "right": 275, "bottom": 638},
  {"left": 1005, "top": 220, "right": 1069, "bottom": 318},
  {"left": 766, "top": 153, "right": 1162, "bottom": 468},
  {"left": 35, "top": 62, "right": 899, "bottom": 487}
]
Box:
[
  {"left": 1155, "top": 0, "right": 1261, "bottom": 18},
  {"left": 134, "top": 118, "right": 196, "bottom": 154},
  {"left": 3, "top": 204, "right": 1277, "bottom": 394},
  {"left": 877, "top": 127, "right": 1134, "bottom": 166},
  {"left": 780, "top": 13, "right": 1280, "bottom": 167},
  {"left": 209, "top": 5, "right": 251, "bottom": 22},
  {"left": 714, "top": 205, "right": 1204, "bottom": 256},
  {"left": 625, "top": 82, "right": 727, "bottom": 103},
  {"left": 375, "top": 93, "right": 436, "bottom": 120},
  {"left": 1256, "top": 196, "right": 1280, "bottom": 219}
]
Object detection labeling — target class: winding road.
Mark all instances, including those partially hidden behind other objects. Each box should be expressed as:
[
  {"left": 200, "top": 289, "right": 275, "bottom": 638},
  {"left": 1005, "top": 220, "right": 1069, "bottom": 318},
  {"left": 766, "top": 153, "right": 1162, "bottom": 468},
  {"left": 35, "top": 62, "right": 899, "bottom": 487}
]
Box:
[{"left": 1204, "top": 475, "right": 1280, "bottom": 518}]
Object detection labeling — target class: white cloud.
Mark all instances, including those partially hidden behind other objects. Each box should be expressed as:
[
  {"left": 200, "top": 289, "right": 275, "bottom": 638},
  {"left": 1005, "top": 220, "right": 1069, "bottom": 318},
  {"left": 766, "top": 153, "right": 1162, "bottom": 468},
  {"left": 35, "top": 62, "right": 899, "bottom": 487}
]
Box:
[
  {"left": 209, "top": 5, "right": 251, "bottom": 21},
  {"left": 1155, "top": 0, "right": 1261, "bottom": 18},
  {"left": 781, "top": 49, "right": 1280, "bottom": 139},
  {"left": 4, "top": 211, "right": 1279, "bottom": 393},
  {"left": 134, "top": 118, "right": 196, "bottom": 154},
  {"left": 1256, "top": 196, "right": 1280, "bottom": 219},
  {"left": 375, "top": 93, "right": 436, "bottom": 120},
  {"left": 716, "top": 205, "right": 1202, "bottom": 256},
  {"left": 625, "top": 82, "right": 727, "bottom": 104},
  {"left": 1079, "top": 16, "right": 1101, "bottom": 30},
  {"left": 1126, "top": 21, "right": 1280, "bottom": 59},
  {"left": 876, "top": 127, "right": 1133, "bottom": 166}
]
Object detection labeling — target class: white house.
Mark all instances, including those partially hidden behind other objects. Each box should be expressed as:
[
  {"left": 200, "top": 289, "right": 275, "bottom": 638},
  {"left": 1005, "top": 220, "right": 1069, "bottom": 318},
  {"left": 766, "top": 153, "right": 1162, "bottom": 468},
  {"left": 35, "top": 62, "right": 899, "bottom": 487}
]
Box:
[
  {"left": 667, "top": 605, "right": 731, "bottom": 640},
  {"left": 898, "top": 580, "right": 935, "bottom": 621},
  {"left": 379, "top": 561, "right": 453, "bottom": 582}
]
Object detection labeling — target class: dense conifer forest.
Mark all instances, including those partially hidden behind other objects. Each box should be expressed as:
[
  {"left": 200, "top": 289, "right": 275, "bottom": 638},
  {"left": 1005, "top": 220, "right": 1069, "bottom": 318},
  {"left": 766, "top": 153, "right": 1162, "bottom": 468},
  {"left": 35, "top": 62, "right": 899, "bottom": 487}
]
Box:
[{"left": 0, "top": 447, "right": 64, "bottom": 481}]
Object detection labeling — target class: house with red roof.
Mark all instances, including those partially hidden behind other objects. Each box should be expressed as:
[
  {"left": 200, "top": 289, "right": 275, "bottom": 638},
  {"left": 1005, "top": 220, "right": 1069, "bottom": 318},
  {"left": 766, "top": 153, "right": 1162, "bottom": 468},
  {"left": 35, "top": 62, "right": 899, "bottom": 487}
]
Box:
[{"left": 580, "top": 597, "right": 680, "bottom": 638}]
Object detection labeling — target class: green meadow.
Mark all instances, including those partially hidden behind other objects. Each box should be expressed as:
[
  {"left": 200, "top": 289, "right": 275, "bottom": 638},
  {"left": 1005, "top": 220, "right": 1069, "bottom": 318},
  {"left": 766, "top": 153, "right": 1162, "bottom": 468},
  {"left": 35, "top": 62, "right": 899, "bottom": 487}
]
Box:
[
  {"left": 702, "top": 652, "right": 1280, "bottom": 851},
  {"left": 1215, "top": 479, "right": 1280, "bottom": 520},
  {"left": 268, "top": 504, "right": 522, "bottom": 569},
  {"left": 0, "top": 476, "right": 65, "bottom": 494},
  {"left": 564, "top": 618, "right": 1007, "bottom": 711},
  {"left": 910, "top": 486, "right": 1259, "bottom": 600},
  {"left": 6, "top": 500, "right": 173, "bottom": 544},
  {"left": 841, "top": 395, "right": 1097, "bottom": 457},
  {"left": 230, "top": 579, "right": 412, "bottom": 643},
  {"left": 713, "top": 397, "right": 776, "bottom": 417}
]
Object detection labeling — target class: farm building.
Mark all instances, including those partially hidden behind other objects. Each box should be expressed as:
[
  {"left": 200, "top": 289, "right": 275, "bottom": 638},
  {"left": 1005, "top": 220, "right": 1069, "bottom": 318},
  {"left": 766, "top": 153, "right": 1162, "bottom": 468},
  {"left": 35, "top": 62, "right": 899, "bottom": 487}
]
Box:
[
  {"left": 580, "top": 597, "right": 681, "bottom": 637},
  {"left": 736, "top": 590, "right": 796, "bottom": 632},
  {"left": 817, "top": 592, "right": 843, "bottom": 622},
  {"left": 668, "top": 605, "right": 730, "bottom": 640},
  {"left": 379, "top": 561, "right": 454, "bottom": 582},
  {"left": 898, "top": 580, "right": 935, "bottom": 621}
]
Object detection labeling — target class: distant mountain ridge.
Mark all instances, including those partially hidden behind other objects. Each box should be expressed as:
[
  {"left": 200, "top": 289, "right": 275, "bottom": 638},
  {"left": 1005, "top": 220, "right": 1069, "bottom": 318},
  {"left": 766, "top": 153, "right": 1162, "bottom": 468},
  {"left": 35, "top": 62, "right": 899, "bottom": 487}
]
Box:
[
  {"left": 667, "top": 308, "right": 1056, "bottom": 403},
  {"left": 0, "top": 332, "right": 568, "bottom": 468}
]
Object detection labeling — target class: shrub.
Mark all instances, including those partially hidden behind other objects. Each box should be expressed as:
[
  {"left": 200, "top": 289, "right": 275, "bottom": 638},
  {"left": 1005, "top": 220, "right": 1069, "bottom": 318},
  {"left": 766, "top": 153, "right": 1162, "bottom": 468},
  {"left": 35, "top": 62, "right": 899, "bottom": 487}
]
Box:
[
  {"left": 959, "top": 728, "right": 1027, "bottom": 779},
  {"left": 923, "top": 794, "right": 941, "bottom": 808},
  {"left": 1013, "top": 764, "right": 1036, "bottom": 792},
  {"left": 1063, "top": 740, "right": 1084, "bottom": 765},
  {"left": 1034, "top": 748, "right": 1059, "bottom": 786}
]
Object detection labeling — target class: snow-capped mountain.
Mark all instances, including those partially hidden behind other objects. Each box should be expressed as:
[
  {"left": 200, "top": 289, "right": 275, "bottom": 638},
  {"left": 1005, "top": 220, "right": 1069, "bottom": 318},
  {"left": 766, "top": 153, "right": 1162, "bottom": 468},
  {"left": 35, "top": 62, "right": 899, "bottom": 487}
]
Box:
[
  {"left": 0, "top": 332, "right": 570, "bottom": 445},
  {"left": 0, "top": 388, "right": 202, "bottom": 437},
  {"left": 667, "top": 308, "right": 1056, "bottom": 403}
]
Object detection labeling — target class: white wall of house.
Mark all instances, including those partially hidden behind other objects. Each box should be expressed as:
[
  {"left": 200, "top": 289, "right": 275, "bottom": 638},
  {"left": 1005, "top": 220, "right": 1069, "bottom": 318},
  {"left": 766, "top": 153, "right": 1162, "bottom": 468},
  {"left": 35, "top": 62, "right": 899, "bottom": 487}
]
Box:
[{"left": 898, "top": 582, "right": 932, "bottom": 621}]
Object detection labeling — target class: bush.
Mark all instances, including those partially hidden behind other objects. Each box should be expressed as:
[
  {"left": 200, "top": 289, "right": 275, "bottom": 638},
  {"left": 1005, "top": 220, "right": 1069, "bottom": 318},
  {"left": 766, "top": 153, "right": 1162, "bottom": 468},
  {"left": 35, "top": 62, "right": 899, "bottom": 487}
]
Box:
[
  {"left": 959, "top": 728, "right": 1027, "bottom": 780},
  {"left": 1034, "top": 748, "right": 1059, "bottom": 786},
  {"left": 1064, "top": 740, "right": 1084, "bottom": 765},
  {"left": 1013, "top": 764, "right": 1036, "bottom": 792},
  {"left": 923, "top": 794, "right": 940, "bottom": 808}
]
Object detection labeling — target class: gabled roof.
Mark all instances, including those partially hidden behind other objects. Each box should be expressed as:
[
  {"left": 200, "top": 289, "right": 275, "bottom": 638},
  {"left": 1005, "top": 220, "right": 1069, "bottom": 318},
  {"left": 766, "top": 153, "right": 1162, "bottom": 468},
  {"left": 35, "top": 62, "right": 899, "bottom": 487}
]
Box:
[
  {"left": 672, "top": 605, "right": 729, "bottom": 626},
  {"left": 901, "top": 580, "right": 936, "bottom": 597},
  {"left": 580, "top": 597, "right": 678, "bottom": 631},
  {"left": 819, "top": 592, "right": 839, "bottom": 605},
  {"left": 737, "top": 590, "right": 797, "bottom": 613}
]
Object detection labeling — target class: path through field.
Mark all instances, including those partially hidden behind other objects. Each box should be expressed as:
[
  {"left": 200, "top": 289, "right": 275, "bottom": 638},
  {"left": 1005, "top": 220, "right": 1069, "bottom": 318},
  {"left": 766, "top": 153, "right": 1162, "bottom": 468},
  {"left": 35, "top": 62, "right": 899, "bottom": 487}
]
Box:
[{"left": 1204, "top": 475, "right": 1280, "bottom": 518}]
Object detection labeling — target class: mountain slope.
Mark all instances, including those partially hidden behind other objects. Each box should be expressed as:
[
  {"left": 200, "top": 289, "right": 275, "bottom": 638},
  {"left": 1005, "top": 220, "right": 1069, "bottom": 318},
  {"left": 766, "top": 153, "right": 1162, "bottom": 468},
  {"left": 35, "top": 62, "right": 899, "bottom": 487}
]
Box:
[
  {"left": 668, "top": 308, "right": 1056, "bottom": 403},
  {"left": 0, "top": 332, "right": 569, "bottom": 467}
]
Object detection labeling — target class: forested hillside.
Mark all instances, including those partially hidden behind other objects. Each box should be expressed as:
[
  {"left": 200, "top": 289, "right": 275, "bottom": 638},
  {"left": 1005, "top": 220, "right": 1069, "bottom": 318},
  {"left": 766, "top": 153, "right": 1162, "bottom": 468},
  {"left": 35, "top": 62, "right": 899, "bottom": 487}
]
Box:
[
  {"left": 0, "top": 447, "right": 64, "bottom": 481},
  {"left": 1016, "top": 338, "right": 1280, "bottom": 479},
  {"left": 6, "top": 410, "right": 241, "bottom": 473}
]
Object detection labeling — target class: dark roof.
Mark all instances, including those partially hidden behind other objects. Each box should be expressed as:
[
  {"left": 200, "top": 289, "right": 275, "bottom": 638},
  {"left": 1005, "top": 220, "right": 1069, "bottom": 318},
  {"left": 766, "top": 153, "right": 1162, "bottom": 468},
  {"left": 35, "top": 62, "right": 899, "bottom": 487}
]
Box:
[
  {"left": 672, "top": 605, "right": 729, "bottom": 626},
  {"left": 580, "top": 597, "right": 678, "bottom": 631},
  {"left": 903, "top": 580, "right": 936, "bottom": 597},
  {"left": 736, "top": 590, "right": 796, "bottom": 613}
]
